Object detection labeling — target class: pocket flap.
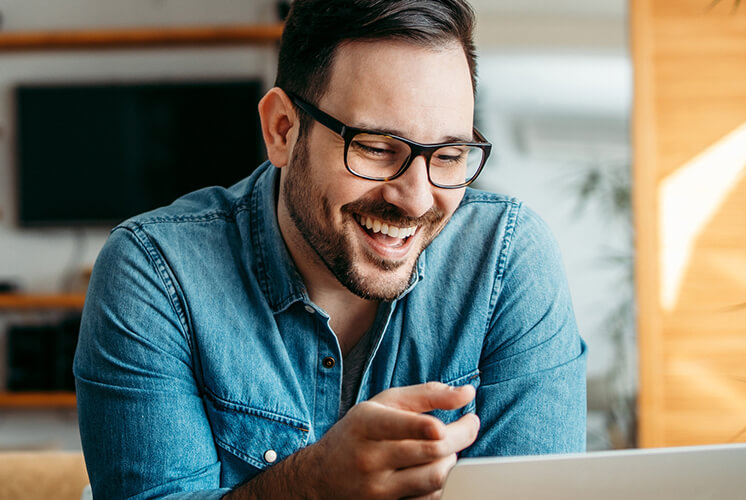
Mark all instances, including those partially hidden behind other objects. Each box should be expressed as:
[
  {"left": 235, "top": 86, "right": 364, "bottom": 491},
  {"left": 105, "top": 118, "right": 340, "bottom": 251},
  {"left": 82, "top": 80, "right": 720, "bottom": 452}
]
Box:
[{"left": 205, "top": 394, "right": 310, "bottom": 470}]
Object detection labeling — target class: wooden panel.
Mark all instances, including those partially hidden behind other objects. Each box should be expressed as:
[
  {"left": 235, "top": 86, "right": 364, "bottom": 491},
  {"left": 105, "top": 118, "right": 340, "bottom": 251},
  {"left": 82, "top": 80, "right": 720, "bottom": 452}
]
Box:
[
  {"left": 633, "top": 0, "right": 746, "bottom": 447},
  {"left": 665, "top": 413, "right": 746, "bottom": 446},
  {"left": 0, "top": 293, "right": 86, "bottom": 310},
  {"left": 632, "top": 0, "right": 666, "bottom": 448},
  {"left": 0, "top": 392, "right": 77, "bottom": 409},
  {"left": 652, "top": 5, "right": 746, "bottom": 178},
  {"left": 0, "top": 24, "right": 283, "bottom": 51}
]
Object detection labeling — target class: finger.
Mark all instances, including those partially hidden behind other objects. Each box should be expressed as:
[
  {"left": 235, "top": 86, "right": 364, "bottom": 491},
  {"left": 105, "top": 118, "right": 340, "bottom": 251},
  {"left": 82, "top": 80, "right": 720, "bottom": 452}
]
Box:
[
  {"left": 389, "top": 452, "right": 458, "bottom": 499},
  {"left": 372, "top": 382, "right": 476, "bottom": 413},
  {"left": 383, "top": 412, "right": 481, "bottom": 469},
  {"left": 352, "top": 401, "right": 446, "bottom": 441},
  {"left": 443, "top": 412, "right": 481, "bottom": 452}
]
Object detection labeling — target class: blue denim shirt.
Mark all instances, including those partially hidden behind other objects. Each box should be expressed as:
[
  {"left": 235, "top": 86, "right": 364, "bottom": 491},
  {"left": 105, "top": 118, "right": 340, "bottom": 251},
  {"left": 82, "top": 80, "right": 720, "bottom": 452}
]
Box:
[{"left": 74, "top": 161, "right": 586, "bottom": 499}]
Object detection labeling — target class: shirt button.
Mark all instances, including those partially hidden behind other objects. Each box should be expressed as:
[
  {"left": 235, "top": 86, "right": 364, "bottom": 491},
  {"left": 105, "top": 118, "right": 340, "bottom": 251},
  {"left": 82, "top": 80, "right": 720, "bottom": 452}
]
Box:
[
  {"left": 322, "top": 356, "right": 336, "bottom": 368},
  {"left": 304, "top": 305, "right": 315, "bottom": 314},
  {"left": 264, "top": 449, "right": 278, "bottom": 463}
]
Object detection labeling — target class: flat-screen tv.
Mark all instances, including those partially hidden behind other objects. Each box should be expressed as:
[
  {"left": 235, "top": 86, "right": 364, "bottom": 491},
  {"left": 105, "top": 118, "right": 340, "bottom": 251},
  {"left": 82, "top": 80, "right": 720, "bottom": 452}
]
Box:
[{"left": 14, "top": 80, "right": 265, "bottom": 227}]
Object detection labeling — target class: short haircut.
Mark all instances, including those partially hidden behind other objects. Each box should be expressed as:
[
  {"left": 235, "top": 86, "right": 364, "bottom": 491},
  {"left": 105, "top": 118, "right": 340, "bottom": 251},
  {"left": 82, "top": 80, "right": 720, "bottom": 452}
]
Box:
[{"left": 276, "top": 0, "right": 477, "bottom": 132}]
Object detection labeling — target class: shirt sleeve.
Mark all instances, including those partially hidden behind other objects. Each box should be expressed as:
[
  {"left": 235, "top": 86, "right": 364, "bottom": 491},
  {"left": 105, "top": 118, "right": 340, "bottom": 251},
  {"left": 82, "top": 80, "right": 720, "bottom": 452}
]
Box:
[
  {"left": 464, "top": 203, "right": 587, "bottom": 457},
  {"left": 73, "top": 225, "right": 231, "bottom": 499}
]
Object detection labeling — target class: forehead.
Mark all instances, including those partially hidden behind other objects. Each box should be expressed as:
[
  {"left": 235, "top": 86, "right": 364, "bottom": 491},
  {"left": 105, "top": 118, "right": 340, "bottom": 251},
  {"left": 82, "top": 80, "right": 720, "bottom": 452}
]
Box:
[{"left": 319, "top": 39, "right": 475, "bottom": 143}]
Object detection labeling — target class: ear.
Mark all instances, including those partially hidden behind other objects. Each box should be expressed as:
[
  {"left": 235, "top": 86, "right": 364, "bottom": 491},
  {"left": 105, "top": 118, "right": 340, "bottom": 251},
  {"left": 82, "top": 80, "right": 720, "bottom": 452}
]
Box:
[{"left": 258, "top": 87, "right": 299, "bottom": 168}]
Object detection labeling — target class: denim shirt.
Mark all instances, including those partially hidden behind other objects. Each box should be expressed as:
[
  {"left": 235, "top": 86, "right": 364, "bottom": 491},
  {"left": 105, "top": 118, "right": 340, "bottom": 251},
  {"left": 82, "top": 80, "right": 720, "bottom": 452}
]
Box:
[{"left": 74, "top": 161, "right": 586, "bottom": 500}]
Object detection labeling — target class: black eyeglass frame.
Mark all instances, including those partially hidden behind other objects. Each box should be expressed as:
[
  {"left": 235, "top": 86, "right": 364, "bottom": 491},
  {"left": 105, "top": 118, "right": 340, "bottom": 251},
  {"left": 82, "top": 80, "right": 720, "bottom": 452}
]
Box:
[{"left": 286, "top": 92, "right": 492, "bottom": 189}]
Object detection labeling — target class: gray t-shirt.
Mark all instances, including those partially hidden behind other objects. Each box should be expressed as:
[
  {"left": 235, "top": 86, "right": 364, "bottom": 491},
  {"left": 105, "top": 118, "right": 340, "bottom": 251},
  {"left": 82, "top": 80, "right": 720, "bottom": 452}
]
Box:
[{"left": 339, "top": 328, "right": 374, "bottom": 417}]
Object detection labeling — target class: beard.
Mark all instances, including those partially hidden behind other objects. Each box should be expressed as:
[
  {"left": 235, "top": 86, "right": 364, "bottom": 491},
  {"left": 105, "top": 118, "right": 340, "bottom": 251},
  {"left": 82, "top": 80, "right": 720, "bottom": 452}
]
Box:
[{"left": 282, "top": 136, "right": 448, "bottom": 301}]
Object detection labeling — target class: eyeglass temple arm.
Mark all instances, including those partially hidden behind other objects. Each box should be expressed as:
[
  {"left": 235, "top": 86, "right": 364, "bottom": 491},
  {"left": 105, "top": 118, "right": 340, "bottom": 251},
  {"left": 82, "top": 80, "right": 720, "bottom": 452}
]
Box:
[
  {"left": 472, "top": 128, "right": 493, "bottom": 161},
  {"left": 472, "top": 127, "right": 488, "bottom": 143},
  {"left": 286, "top": 92, "right": 348, "bottom": 136}
]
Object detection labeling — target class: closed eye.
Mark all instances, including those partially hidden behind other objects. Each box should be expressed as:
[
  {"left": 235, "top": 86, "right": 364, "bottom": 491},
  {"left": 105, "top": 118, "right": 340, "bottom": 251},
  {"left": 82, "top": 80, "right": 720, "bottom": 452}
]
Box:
[
  {"left": 433, "top": 147, "right": 467, "bottom": 165},
  {"left": 357, "top": 143, "right": 392, "bottom": 154},
  {"left": 351, "top": 141, "right": 399, "bottom": 159},
  {"left": 436, "top": 153, "right": 463, "bottom": 162}
]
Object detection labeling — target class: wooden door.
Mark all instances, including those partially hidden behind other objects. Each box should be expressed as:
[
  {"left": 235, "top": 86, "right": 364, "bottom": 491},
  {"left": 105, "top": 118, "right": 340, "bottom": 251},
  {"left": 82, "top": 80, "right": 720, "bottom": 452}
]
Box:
[{"left": 632, "top": 0, "right": 746, "bottom": 447}]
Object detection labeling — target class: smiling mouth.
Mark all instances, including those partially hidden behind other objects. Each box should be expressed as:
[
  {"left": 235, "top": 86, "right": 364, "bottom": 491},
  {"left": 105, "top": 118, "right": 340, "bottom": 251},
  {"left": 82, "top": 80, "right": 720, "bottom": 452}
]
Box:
[{"left": 355, "top": 214, "right": 418, "bottom": 246}]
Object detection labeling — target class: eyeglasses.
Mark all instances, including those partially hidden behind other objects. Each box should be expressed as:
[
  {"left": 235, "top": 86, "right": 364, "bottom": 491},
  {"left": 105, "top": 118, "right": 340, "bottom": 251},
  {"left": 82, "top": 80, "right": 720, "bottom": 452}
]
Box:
[{"left": 287, "top": 92, "right": 492, "bottom": 189}]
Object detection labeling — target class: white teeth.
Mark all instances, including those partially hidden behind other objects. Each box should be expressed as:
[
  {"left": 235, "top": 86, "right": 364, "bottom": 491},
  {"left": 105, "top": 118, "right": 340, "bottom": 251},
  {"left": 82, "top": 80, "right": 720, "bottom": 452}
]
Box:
[{"left": 358, "top": 215, "right": 416, "bottom": 239}]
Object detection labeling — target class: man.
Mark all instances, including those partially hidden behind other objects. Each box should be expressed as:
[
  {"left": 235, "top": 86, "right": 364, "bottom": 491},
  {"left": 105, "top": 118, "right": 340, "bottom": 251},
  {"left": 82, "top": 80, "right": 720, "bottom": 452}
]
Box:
[{"left": 74, "top": 0, "right": 586, "bottom": 498}]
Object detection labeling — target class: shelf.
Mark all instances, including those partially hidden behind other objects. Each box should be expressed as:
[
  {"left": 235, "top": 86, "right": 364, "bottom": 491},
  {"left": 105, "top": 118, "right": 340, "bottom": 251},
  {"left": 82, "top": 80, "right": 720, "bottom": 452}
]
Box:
[
  {"left": 0, "top": 392, "right": 76, "bottom": 409},
  {"left": 0, "top": 297, "right": 83, "bottom": 409},
  {"left": 0, "top": 293, "right": 86, "bottom": 311},
  {"left": 0, "top": 23, "right": 284, "bottom": 52}
]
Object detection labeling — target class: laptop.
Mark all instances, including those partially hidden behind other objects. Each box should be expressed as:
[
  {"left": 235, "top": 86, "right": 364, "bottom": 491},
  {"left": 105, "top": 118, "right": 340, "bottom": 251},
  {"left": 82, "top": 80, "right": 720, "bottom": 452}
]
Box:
[{"left": 441, "top": 443, "right": 746, "bottom": 500}]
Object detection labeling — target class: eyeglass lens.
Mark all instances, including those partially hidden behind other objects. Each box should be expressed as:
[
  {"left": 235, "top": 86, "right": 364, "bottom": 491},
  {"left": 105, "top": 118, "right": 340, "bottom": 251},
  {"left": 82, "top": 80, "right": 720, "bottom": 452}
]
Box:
[{"left": 347, "top": 133, "right": 484, "bottom": 186}]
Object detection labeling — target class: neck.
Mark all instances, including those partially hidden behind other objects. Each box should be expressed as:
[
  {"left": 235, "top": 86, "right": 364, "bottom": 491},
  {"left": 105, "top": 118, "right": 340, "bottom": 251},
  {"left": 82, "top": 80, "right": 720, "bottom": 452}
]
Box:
[{"left": 311, "top": 284, "right": 378, "bottom": 355}]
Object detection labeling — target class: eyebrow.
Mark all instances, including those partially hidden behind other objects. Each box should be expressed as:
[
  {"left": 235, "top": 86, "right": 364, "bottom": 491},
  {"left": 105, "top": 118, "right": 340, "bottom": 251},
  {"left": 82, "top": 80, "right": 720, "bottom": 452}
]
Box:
[{"left": 351, "top": 122, "right": 475, "bottom": 144}]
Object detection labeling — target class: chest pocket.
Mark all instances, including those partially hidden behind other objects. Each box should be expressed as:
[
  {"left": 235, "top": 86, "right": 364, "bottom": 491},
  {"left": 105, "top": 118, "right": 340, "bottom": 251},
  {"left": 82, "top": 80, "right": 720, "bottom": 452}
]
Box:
[{"left": 204, "top": 393, "right": 310, "bottom": 471}]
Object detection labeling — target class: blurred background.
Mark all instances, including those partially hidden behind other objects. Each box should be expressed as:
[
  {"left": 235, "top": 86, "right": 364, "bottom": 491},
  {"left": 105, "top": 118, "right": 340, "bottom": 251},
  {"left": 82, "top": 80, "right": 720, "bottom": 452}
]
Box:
[{"left": 0, "top": 0, "right": 743, "bottom": 458}]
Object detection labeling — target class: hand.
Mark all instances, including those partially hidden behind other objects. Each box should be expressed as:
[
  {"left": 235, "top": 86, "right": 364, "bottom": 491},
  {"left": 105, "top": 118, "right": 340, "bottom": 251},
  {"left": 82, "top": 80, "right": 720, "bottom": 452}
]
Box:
[
  {"left": 226, "top": 382, "right": 479, "bottom": 500},
  {"left": 306, "top": 381, "right": 480, "bottom": 499}
]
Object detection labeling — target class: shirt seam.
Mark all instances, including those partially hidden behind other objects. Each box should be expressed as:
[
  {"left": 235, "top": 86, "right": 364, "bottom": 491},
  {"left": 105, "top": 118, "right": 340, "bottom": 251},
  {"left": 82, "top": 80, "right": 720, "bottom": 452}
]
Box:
[
  {"left": 484, "top": 200, "right": 521, "bottom": 334},
  {"left": 478, "top": 340, "right": 586, "bottom": 386},
  {"left": 117, "top": 225, "right": 193, "bottom": 352},
  {"left": 459, "top": 190, "right": 519, "bottom": 206},
  {"left": 214, "top": 440, "right": 275, "bottom": 471},
  {"left": 204, "top": 387, "right": 311, "bottom": 432},
  {"left": 442, "top": 368, "right": 481, "bottom": 386},
  {"left": 117, "top": 203, "right": 251, "bottom": 228}
]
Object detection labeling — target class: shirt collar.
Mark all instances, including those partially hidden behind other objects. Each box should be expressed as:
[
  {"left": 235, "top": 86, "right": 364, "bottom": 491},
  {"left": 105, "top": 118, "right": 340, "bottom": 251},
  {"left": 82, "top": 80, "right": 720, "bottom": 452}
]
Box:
[
  {"left": 249, "top": 162, "right": 425, "bottom": 313},
  {"left": 250, "top": 163, "right": 309, "bottom": 313}
]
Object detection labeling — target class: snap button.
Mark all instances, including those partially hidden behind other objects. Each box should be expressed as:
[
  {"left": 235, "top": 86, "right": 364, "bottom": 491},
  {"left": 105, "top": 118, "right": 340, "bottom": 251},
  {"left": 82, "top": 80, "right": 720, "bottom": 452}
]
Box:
[
  {"left": 304, "top": 305, "right": 315, "bottom": 314},
  {"left": 264, "top": 449, "right": 278, "bottom": 463},
  {"left": 322, "top": 356, "right": 336, "bottom": 368}
]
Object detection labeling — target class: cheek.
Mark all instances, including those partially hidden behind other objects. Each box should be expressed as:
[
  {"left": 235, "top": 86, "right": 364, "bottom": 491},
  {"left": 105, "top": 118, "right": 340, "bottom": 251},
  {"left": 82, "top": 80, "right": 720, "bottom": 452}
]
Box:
[
  {"left": 436, "top": 190, "right": 465, "bottom": 218},
  {"left": 304, "top": 142, "right": 372, "bottom": 212}
]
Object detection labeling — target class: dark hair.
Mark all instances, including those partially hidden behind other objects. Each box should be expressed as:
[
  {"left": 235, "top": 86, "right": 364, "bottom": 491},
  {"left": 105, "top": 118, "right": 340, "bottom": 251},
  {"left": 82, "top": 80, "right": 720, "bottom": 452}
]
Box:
[{"left": 276, "top": 0, "right": 477, "bottom": 131}]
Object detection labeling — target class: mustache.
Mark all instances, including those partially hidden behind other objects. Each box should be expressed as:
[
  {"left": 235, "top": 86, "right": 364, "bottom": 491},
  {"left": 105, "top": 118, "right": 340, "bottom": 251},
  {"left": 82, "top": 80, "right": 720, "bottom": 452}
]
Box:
[{"left": 341, "top": 199, "right": 445, "bottom": 227}]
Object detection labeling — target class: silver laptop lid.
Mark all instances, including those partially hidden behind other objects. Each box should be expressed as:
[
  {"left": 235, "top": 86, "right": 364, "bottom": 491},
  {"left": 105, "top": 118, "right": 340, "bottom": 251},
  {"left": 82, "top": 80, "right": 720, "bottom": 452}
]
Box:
[{"left": 442, "top": 443, "right": 746, "bottom": 500}]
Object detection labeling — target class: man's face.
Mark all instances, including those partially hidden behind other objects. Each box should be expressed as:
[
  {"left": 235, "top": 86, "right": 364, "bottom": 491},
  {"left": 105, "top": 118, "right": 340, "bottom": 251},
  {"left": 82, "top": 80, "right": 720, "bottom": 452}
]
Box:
[{"left": 278, "top": 40, "right": 475, "bottom": 301}]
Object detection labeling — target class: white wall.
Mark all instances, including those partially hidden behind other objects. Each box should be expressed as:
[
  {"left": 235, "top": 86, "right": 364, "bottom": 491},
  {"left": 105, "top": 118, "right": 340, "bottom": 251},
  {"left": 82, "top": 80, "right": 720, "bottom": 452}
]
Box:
[{"left": 0, "top": 0, "right": 273, "bottom": 30}]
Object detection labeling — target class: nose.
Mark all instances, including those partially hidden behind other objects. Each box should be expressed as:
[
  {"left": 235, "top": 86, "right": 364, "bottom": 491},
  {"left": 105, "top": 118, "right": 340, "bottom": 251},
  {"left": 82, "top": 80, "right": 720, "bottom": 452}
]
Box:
[{"left": 380, "top": 155, "right": 434, "bottom": 218}]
